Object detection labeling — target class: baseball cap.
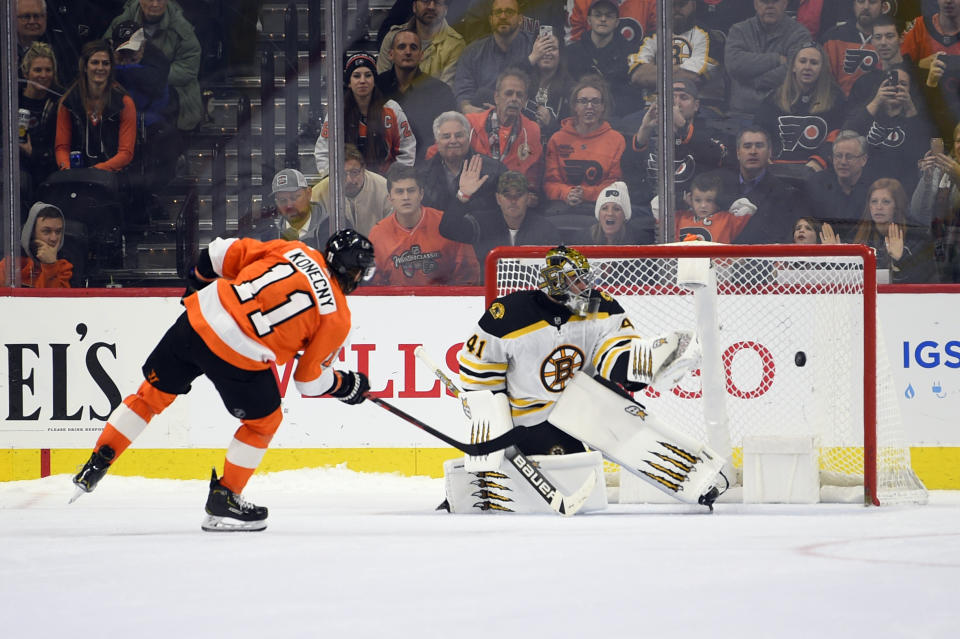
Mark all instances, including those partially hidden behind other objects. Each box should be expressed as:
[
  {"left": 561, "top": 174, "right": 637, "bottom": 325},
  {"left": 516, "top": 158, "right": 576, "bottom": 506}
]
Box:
[
  {"left": 594, "top": 181, "right": 632, "bottom": 220},
  {"left": 113, "top": 21, "right": 140, "bottom": 47},
  {"left": 497, "top": 171, "right": 528, "bottom": 195},
  {"left": 588, "top": 0, "right": 619, "bottom": 14},
  {"left": 271, "top": 168, "right": 308, "bottom": 195},
  {"left": 673, "top": 78, "right": 699, "bottom": 99},
  {"left": 116, "top": 28, "right": 145, "bottom": 53}
]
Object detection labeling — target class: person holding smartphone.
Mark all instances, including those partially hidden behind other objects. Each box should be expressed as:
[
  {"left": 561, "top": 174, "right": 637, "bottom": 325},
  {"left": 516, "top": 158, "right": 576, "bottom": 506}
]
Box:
[{"left": 842, "top": 66, "right": 934, "bottom": 193}]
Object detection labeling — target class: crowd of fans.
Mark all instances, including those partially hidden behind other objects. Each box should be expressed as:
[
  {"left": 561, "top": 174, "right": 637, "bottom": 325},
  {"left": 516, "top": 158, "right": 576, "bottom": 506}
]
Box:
[{"left": 8, "top": 0, "right": 960, "bottom": 288}]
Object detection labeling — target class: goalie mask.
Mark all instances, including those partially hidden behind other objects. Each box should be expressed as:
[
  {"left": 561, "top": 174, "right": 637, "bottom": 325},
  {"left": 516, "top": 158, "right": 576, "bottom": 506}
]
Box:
[
  {"left": 539, "top": 246, "right": 596, "bottom": 316},
  {"left": 325, "top": 229, "right": 376, "bottom": 294}
]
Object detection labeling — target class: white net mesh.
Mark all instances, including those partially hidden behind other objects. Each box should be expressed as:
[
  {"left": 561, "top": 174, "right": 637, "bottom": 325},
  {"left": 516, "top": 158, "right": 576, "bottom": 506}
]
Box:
[{"left": 488, "top": 245, "right": 927, "bottom": 505}]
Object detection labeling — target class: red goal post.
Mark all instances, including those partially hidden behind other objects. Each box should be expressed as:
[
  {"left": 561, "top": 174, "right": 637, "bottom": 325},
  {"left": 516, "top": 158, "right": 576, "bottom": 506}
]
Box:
[{"left": 484, "top": 244, "right": 927, "bottom": 506}]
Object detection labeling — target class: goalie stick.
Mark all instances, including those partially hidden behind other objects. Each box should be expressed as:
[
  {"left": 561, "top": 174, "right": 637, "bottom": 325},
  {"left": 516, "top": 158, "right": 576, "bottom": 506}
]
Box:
[{"left": 409, "top": 346, "right": 598, "bottom": 516}]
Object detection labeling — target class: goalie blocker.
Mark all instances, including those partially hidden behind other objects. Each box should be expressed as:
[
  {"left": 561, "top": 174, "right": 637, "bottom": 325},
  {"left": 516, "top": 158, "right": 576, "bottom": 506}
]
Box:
[{"left": 550, "top": 373, "right": 727, "bottom": 508}]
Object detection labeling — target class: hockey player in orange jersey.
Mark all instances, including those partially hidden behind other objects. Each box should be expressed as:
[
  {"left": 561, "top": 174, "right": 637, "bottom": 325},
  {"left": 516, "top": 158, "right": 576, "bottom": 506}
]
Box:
[{"left": 71, "top": 230, "right": 377, "bottom": 531}]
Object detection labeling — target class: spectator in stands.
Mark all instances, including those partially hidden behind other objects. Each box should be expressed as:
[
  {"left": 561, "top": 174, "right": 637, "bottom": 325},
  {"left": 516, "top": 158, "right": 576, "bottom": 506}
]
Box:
[
  {"left": 368, "top": 164, "right": 480, "bottom": 286},
  {"left": 565, "top": 0, "right": 641, "bottom": 119},
  {"left": 628, "top": 0, "right": 720, "bottom": 109},
  {"left": 311, "top": 144, "right": 392, "bottom": 237},
  {"left": 454, "top": 0, "right": 545, "bottom": 113},
  {"left": 566, "top": 0, "right": 656, "bottom": 45},
  {"left": 694, "top": 0, "right": 756, "bottom": 35},
  {"left": 377, "top": 29, "right": 457, "bottom": 164},
  {"left": 19, "top": 41, "right": 62, "bottom": 195},
  {"left": 55, "top": 40, "right": 136, "bottom": 173},
  {"left": 105, "top": 0, "right": 203, "bottom": 134},
  {"left": 792, "top": 216, "right": 839, "bottom": 243},
  {"left": 16, "top": 0, "right": 49, "bottom": 70},
  {"left": 439, "top": 168, "right": 561, "bottom": 270},
  {"left": 525, "top": 25, "right": 573, "bottom": 144},
  {"left": 418, "top": 111, "right": 505, "bottom": 215},
  {"left": 543, "top": 76, "right": 625, "bottom": 216},
  {"left": 756, "top": 43, "right": 846, "bottom": 175},
  {"left": 852, "top": 177, "right": 938, "bottom": 282},
  {"left": 0, "top": 202, "right": 72, "bottom": 288},
  {"left": 465, "top": 68, "right": 544, "bottom": 198},
  {"left": 849, "top": 15, "right": 915, "bottom": 109},
  {"left": 652, "top": 172, "right": 756, "bottom": 243},
  {"left": 901, "top": 0, "right": 960, "bottom": 88},
  {"left": 112, "top": 22, "right": 178, "bottom": 189},
  {"left": 377, "top": 0, "right": 466, "bottom": 87},
  {"left": 724, "top": 0, "right": 811, "bottom": 113},
  {"left": 821, "top": 0, "right": 888, "bottom": 97},
  {"left": 910, "top": 122, "right": 960, "bottom": 282},
  {"left": 269, "top": 168, "right": 328, "bottom": 250},
  {"left": 575, "top": 180, "right": 654, "bottom": 245},
  {"left": 802, "top": 130, "right": 876, "bottom": 240},
  {"left": 720, "top": 125, "right": 804, "bottom": 244},
  {"left": 630, "top": 78, "right": 728, "bottom": 208},
  {"left": 315, "top": 53, "right": 417, "bottom": 178},
  {"left": 843, "top": 67, "right": 934, "bottom": 193}
]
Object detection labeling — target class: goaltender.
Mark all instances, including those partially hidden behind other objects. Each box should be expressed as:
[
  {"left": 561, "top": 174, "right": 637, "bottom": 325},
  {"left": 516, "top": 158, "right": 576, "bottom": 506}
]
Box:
[{"left": 442, "top": 245, "right": 726, "bottom": 513}]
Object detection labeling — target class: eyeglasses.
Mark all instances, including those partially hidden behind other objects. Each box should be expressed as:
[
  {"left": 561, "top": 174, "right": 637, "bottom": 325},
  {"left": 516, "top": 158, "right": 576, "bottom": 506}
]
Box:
[
  {"left": 491, "top": 8, "right": 518, "bottom": 17},
  {"left": 575, "top": 97, "right": 603, "bottom": 107},
  {"left": 18, "top": 13, "right": 45, "bottom": 21},
  {"left": 833, "top": 153, "right": 864, "bottom": 161},
  {"left": 345, "top": 169, "right": 364, "bottom": 179}
]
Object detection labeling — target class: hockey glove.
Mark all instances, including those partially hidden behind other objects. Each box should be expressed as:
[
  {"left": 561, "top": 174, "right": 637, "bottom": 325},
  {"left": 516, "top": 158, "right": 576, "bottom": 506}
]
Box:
[
  {"left": 328, "top": 370, "right": 370, "bottom": 405},
  {"left": 182, "top": 249, "right": 218, "bottom": 299}
]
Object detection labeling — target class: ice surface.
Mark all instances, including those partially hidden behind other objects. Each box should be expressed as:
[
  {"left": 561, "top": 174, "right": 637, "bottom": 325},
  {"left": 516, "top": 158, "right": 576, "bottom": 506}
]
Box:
[{"left": 2, "top": 468, "right": 959, "bottom": 638}]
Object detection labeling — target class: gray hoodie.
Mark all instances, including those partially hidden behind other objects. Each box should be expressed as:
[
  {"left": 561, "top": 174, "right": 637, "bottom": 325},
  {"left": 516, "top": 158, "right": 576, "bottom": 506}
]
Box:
[{"left": 21, "top": 201, "right": 65, "bottom": 258}]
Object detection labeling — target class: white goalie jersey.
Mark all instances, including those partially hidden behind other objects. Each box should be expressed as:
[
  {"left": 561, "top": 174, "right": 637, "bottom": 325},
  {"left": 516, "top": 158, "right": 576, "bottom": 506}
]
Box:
[{"left": 457, "top": 289, "right": 640, "bottom": 427}]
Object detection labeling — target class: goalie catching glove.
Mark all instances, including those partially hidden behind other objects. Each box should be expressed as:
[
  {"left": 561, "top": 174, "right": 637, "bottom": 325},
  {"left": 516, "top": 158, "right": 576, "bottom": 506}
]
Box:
[
  {"left": 628, "top": 330, "right": 701, "bottom": 386},
  {"left": 327, "top": 370, "right": 370, "bottom": 405}
]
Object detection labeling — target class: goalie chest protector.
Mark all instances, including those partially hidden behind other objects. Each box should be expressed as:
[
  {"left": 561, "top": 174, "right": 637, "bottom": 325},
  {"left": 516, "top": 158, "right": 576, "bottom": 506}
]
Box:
[{"left": 457, "top": 290, "right": 638, "bottom": 427}]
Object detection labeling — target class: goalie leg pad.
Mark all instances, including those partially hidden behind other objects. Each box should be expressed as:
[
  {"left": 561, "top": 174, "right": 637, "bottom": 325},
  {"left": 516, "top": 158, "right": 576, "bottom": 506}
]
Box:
[
  {"left": 442, "top": 451, "right": 607, "bottom": 514},
  {"left": 550, "top": 373, "right": 726, "bottom": 505},
  {"left": 460, "top": 390, "right": 514, "bottom": 472}
]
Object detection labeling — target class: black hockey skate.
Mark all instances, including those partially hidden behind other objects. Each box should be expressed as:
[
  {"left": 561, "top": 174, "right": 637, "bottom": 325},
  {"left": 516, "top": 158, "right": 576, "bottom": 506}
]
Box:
[
  {"left": 70, "top": 446, "right": 115, "bottom": 503},
  {"left": 201, "top": 469, "right": 268, "bottom": 532}
]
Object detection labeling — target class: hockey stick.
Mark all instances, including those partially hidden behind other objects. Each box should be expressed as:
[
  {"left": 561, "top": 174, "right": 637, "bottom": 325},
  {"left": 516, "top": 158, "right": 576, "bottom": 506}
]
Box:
[
  {"left": 410, "top": 346, "right": 598, "bottom": 516},
  {"left": 365, "top": 395, "right": 520, "bottom": 456}
]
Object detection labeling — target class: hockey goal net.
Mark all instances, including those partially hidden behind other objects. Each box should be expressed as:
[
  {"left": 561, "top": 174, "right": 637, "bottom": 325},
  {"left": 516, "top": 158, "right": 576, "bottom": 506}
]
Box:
[{"left": 486, "top": 244, "right": 927, "bottom": 505}]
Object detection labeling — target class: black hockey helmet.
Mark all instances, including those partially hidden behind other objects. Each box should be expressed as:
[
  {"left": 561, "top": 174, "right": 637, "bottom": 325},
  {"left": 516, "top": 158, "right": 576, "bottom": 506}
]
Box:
[{"left": 325, "top": 229, "right": 375, "bottom": 294}]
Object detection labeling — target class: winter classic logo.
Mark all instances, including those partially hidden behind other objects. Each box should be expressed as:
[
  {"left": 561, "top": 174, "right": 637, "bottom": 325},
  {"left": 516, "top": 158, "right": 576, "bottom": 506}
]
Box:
[{"left": 392, "top": 244, "right": 442, "bottom": 278}]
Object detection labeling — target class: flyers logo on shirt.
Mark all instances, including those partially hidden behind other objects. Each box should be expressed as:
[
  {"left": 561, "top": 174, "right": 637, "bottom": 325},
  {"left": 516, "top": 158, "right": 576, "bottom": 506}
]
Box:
[
  {"left": 867, "top": 122, "right": 906, "bottom": 148},
  {"left": 777, "top": 115, "right": 829, "bottom": 152},
  {"left": 842, "top": 49, "right": 879, "bottom": 75},
  {"left": 617, "top": 17, "right": 644, "bottom": 43},
  {"left": 562, "top": 159, "right": 605, "bottom": 186}
]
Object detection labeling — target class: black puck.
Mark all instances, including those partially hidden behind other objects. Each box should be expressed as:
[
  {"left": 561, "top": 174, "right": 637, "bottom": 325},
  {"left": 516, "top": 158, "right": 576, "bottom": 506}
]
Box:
[{"left": 795, "top": 351, "right": 806, "bottom": 367}]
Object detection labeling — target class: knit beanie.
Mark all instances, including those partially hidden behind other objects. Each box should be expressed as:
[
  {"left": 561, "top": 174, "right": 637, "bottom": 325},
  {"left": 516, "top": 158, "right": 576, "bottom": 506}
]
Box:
[
  {"left": 594, "top": 181, "right": 632, "bottom": 220},
  {"left": 344, "top": 53, "right": 377, "bottom": 84}
]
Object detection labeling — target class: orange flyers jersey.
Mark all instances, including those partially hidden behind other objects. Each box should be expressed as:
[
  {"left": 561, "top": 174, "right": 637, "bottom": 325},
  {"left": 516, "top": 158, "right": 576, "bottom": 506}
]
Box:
[
  {"left": 184, "top": 238, "right": 352, "bottom": 387},
  {"left": 565, "top": 0, "right": 656, "bottom": 44},
  {"left": 368, "top": 206, "right": 480, "bottom": 286},
  {"left": 674, "top": 209, "right": 752, "bottom": 244},
  {"left": 822, "top": 22, "right": 879, "bottom": 96}
]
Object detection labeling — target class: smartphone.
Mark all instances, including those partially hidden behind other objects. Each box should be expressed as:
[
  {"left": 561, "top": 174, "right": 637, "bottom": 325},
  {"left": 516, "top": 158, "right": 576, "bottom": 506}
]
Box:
[
  {"left": 540, "top": 25, "right": 553, "bottom": 39},
  {"left": 931, "top": 138, "right": 945, "bottom": 154},
  {"left": 885, "top": 70, "right": 899, "bottom": 87}
]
